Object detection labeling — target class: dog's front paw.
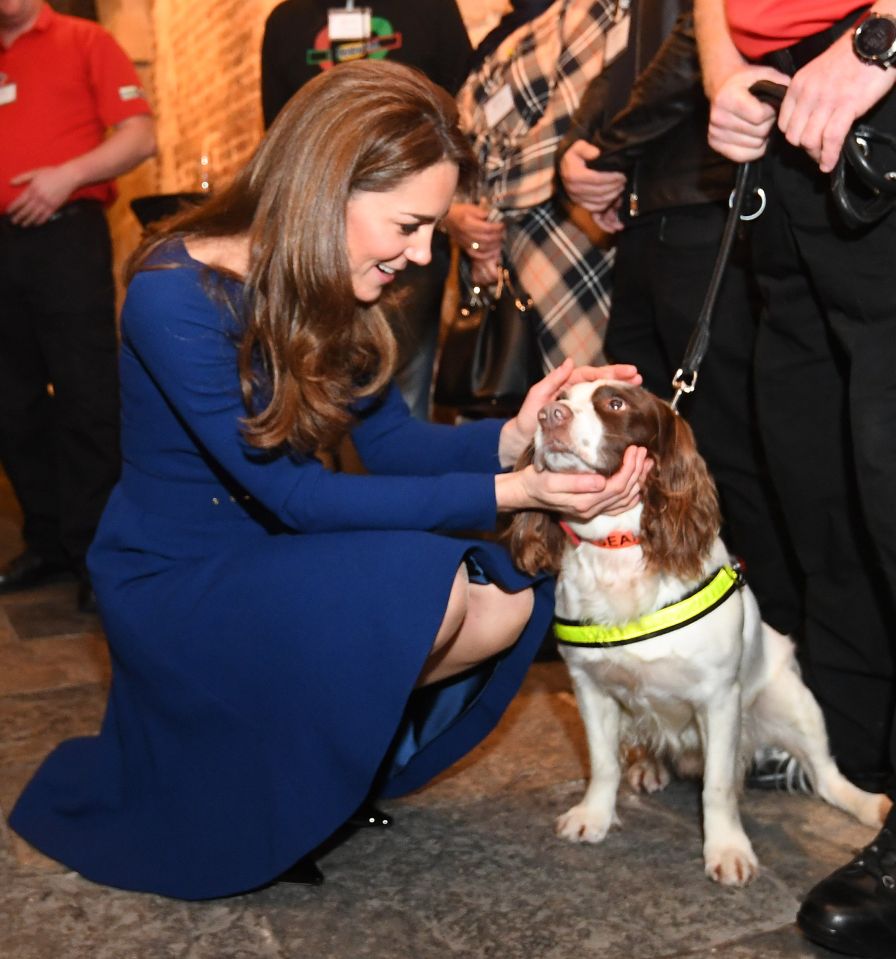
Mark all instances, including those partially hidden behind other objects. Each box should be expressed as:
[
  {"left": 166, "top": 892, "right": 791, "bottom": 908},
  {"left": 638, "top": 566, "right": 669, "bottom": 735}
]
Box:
[
  {"left": 556, "top": 804, "right": 618, "bottom": 843},
  {"left": 703, "top": 838, "right": 759, "bottom": 886}
]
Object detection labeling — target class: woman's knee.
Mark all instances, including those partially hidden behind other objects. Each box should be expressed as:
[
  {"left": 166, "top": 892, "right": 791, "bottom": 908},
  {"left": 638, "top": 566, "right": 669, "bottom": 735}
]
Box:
[
  {"left": 431, "top": 563, "right": 470, "bottom": 653},
  {"left": 498, "top": 586, "right": 534, "bottom": 651},
  {"left": 421, "top": 570, "right": 534, "bottom": 685},
  {"left": 467, "top": 583, "right": 534, "bottom": 658}
]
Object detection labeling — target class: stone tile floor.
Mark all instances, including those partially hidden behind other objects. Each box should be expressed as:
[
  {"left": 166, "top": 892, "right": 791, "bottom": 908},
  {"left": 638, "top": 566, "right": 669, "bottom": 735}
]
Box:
[{"left": 0, "top": 472, "right": 875, "bottom": 958}]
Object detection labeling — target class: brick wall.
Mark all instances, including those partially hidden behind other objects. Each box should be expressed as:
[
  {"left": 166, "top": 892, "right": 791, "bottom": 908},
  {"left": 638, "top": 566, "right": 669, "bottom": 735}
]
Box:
[
  {"left": 145, "top": 0, "right": 509, "bottom": 193},
  {"left": 100, "top": 0, "right": 511, "bottom": 280},
  {"left": 150, "top": 0, "right": 280, "bottom": 196},
  {"left": 95, "top": 0, "right": 157, "bottom": 284}
]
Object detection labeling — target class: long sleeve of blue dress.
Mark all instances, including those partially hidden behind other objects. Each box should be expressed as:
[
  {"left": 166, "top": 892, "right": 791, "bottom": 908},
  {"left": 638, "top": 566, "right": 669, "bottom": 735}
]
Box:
[{"left": 121, "top": 251, "right": 510, "bottom": 534}]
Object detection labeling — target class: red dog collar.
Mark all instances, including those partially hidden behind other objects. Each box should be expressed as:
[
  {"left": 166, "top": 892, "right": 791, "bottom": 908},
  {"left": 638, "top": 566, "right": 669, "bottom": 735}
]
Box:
[{"left": 560, "top": 521, "right": 641, "bottom": 549}]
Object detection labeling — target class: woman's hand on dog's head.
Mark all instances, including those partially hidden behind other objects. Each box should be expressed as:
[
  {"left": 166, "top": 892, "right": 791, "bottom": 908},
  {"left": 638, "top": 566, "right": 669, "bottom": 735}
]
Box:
[{"left": 498, "top": 360, "right": 643, "bottom": 468}]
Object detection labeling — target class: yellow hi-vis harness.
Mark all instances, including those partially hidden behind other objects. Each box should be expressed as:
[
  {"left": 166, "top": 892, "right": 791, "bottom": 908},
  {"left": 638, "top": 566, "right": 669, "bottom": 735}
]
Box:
[{"left": 553, "top": 564, "right": 745, "bottom": 648}]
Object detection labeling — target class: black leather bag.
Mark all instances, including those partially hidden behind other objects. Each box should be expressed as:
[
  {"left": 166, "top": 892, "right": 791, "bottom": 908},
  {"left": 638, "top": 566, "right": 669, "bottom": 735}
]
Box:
[
  {"left": 745, "top": 80, "right": 896, "bottom": 232},
  {"left": 832, "top": 122, "right": 896, "bottom": 229},
  {"left": 433, "top": 263, "right": 541, "bottom": 419}
]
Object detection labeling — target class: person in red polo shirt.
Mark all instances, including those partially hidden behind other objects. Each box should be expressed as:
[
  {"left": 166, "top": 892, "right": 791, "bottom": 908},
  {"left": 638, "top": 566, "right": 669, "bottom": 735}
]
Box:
[
  {"left": 0, "top": 0, "right": 155, "bottom": 611},
  {"left": 695, "top": 1, "right": 896, "bottom": 955}
]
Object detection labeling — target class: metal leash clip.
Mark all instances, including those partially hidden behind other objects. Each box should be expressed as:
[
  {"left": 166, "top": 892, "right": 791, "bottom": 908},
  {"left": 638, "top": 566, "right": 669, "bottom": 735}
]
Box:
[{"left": 670, "top": 369, "right": 697, "bottom": 412}]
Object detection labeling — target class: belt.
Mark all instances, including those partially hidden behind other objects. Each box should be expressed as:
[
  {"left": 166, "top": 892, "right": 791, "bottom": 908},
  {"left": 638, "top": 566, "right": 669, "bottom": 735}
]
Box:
[
  {"left": 760, "top": 7, "right": 868, "bottom": 73},
  {"left": 0, "top": 198, "right": 103, "bottom": 228},
  {"left": 117, "top": 467, "right": 278, "bottom": 526}
]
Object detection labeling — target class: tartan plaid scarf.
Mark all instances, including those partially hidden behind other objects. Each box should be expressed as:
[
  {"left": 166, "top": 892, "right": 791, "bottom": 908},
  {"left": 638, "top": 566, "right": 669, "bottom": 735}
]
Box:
[{"left": 457, "top": 0, "right": 617, "bottom": 369}]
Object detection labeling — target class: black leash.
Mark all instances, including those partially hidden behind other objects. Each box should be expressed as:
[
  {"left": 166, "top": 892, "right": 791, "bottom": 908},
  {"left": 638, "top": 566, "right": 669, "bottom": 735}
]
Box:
[{"left": 670, "top": 80, "right": 787, "bottom": 412}]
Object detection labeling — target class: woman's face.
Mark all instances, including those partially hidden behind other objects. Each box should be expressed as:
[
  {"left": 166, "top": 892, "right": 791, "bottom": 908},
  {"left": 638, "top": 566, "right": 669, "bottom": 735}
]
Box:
[{"left": 345, "top": 160, "right": 459, "bottom": 303}]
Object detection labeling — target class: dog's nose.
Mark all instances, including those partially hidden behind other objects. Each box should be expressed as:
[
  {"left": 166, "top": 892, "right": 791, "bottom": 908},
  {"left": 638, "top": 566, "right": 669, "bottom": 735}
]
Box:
[{"left": 538, "top": 402, "right": 571, "bottom": 430}]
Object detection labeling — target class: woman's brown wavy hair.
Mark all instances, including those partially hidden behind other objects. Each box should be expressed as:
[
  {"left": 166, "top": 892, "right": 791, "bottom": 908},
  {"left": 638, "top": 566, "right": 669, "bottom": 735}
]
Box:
[{"left": 127, "top": 60, "right": 477, "bottom": 454}]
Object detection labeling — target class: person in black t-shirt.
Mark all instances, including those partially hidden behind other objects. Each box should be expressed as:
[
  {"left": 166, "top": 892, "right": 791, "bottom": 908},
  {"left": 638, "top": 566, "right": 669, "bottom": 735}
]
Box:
[{"left": 261, "top": 2, "right": 473, "bottom": 421}]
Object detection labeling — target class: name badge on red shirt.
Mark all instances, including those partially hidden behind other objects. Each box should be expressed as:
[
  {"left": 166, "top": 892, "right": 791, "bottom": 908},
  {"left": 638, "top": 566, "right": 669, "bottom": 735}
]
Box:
[{"left": 0, "top": 73, "right": 17, "bottom": 107}]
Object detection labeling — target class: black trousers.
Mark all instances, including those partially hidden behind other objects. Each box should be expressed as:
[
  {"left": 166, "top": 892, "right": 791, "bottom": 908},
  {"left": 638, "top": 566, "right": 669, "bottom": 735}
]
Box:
[
  {"left": 749, "top": 116, "right": 896, "bottom": 788},
  {"left": 605, "top": 202, "right": 801, "bottom": 637},
  {"left": 0, "top": 202, "right": 121, "bottom": 566}
]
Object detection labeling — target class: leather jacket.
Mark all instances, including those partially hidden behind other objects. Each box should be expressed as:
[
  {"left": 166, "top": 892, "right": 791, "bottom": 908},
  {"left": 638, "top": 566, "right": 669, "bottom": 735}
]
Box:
[{"left": 560, "top": 8, "right": 736, "bottom": 218}]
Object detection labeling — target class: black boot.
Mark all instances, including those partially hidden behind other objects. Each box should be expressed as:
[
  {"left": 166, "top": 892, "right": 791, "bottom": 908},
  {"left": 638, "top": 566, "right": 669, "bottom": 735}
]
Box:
[
  {"left": 0, "top": 550, "right": 69, "bottom": 593},
  {"left": 797, "top": 823, "right": 896, "bottom": 958},
  {"left": 277, "top": 855, "right": 324, "bottom": 885},
  {"left": 347, "top": 801, "right": 392, "bottom": 828}
]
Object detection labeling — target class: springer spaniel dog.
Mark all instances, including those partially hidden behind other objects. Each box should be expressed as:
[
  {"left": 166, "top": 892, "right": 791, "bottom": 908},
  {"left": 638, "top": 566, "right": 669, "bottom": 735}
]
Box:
[{"left": 509, "top": 380, "right": 890, "bottom": 886}]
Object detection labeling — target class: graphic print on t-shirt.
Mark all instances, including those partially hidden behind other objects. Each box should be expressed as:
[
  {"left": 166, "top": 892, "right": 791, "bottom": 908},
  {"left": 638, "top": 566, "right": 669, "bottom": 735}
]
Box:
[{"left": 307, "top": 15, "right": 403, "bottom": 70}]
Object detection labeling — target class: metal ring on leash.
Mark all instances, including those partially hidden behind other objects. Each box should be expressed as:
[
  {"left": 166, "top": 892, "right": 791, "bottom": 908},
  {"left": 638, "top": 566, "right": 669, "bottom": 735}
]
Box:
[
  {"left": 729, "top": 186, "right": 766, "bottom": 221},
  {"left": 670, "top": 369, "right": 698, "bottom": 413}
]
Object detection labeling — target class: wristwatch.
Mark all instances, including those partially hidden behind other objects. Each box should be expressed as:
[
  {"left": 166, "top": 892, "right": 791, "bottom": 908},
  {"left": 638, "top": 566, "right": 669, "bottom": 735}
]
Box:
[{"left": 853, "top": 12, "right": 896, "bottom": 69}]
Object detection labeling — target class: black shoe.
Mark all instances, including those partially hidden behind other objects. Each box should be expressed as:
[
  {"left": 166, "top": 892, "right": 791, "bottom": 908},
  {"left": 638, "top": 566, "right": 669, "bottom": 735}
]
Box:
[
  {"left": 746, "top": 747, "right": 813, "bottom": 794},
  {"left": 797, "top": 826, "right": 896, "bottom": 958},
  {"left": 0, "top": 550, "right": 69, "bottom": 594},
  {"left": 347, "top": 802, "right": 392, "bottom": 828},
  {"left": 277, "top": 855, "right": 324, "bottom": 885}
]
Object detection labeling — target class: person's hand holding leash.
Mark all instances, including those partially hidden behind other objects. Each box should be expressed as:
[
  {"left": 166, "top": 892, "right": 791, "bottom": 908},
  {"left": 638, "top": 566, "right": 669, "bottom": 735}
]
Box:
[{"left": 707, "top": 64, "right": 790, "bottom": 162}]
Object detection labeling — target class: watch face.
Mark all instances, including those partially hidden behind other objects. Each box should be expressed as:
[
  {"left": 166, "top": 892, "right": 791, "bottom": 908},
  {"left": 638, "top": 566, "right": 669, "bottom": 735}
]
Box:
[{"left": 858, "top": 16, "right": 896, "bottom": 58}]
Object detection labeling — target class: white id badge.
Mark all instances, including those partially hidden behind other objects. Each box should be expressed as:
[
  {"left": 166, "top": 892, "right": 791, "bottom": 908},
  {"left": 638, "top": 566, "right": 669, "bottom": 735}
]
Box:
[
  {"left": 604, "top": 14, "right": 631, "bottom": 66},
  {"left": 483, "top": 84, "right": 514, "bottom": 128},
  {"left": 0, "top": 83, "right": 17, "bottom": 106},
  {"left": 328, "top": 6, "right": 372, "bottom": 40}
]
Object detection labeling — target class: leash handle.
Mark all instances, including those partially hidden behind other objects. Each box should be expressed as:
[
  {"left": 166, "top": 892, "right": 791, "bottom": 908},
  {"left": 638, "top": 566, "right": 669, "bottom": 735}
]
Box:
[{"left": 748, "top": 79, "right": 788, "bottom": 109}]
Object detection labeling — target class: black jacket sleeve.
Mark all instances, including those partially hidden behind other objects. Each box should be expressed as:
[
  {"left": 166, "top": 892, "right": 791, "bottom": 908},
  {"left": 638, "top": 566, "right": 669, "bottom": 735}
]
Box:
[
  {"left": 557, "top": 11, "right": 735, "bottom": 214},
  {"left": 588, "top": 12, "right": 704, "bottom": 172}
]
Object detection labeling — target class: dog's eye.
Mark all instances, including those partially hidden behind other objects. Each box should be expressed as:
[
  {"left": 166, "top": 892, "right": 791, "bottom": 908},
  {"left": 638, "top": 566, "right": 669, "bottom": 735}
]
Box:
[{"left": 607, "top": 397, "right": 625, "bottom": 411}]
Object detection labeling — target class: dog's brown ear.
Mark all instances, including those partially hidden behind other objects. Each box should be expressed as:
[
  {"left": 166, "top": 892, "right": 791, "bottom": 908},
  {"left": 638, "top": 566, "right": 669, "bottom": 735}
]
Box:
[
  {"left": 507, "top": 509, "right": 567, "bottom": 576},
  {"left": 641, "top": 403, "right": 720, "bottom": 581},
  {"left": 505, "top": 442, "right": 567, "bottom": 576}
]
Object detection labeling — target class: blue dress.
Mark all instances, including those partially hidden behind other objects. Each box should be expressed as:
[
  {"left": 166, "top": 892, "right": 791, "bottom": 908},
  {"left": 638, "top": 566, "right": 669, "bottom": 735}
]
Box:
[{"left": 9, "top": 241, "right": 554, "bottom": 900}]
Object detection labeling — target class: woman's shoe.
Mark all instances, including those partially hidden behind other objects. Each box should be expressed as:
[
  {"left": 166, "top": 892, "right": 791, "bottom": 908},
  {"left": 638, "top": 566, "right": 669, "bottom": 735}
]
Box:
[
  {"left": 347, "top": 801, "right": 392, "bottom": 828},
  {"left": 277, "top": 855, "right": 324, "bottom": 885}
]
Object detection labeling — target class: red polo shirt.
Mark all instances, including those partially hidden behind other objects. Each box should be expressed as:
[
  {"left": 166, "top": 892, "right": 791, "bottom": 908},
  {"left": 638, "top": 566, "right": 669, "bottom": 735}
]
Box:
[
  {"left": 0, "top": 3, "right": 151, "bottom": 213},
  {"left": 726, "top": 0, "right": 869, "bottom": 58}
]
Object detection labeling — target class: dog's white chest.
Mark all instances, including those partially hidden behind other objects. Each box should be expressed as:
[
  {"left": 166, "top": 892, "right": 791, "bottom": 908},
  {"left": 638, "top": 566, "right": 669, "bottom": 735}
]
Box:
[
  {"left": 568, "top": 645, "right": 705, "bottom": 728},
  {"left": 554, "top": 546, "right": 658, "bottom": 626}
]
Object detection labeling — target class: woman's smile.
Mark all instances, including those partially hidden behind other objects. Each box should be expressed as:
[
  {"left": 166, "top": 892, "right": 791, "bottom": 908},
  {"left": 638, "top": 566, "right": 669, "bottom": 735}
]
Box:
[{"left": 345, "top": 160, "right": 459, "bottom": 302}]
